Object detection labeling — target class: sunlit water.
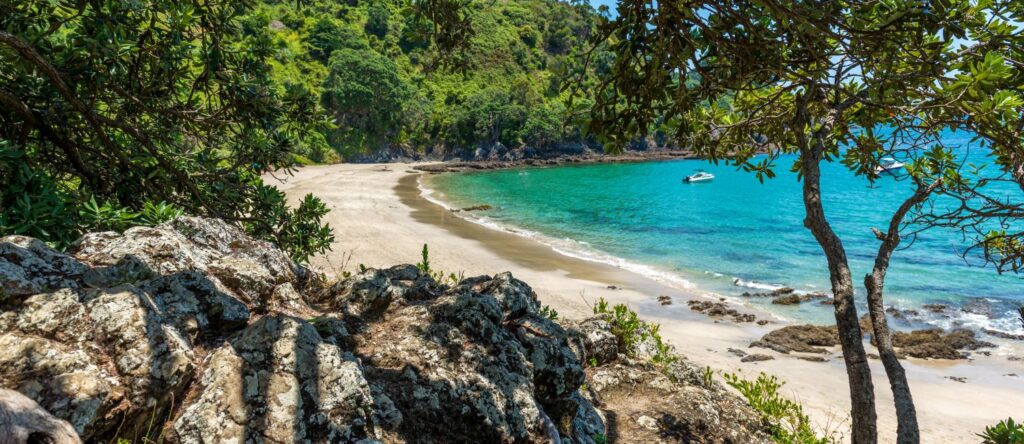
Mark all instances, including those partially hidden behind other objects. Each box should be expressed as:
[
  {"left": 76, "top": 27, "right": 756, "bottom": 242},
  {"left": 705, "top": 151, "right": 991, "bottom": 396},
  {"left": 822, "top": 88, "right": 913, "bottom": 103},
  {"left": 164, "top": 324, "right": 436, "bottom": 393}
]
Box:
[{"left": 425, "top": 136, "right": 1023, "bottom": 335}]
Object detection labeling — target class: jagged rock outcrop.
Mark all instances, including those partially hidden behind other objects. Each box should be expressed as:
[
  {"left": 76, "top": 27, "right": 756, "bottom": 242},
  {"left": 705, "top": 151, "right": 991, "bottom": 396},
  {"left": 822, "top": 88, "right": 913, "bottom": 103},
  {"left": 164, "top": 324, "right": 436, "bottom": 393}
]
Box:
[
  {"left": 566, "top": 319, "right": 770, "bottom": 443},
  {"left": 1, "top": 217, "right": 768, "bottom": 443},
  {"left": 1, "top": 218, "right": 277, "bottom": 440},
  {"left": 173, "top": 315, "right": 376, "bottom": 443}
]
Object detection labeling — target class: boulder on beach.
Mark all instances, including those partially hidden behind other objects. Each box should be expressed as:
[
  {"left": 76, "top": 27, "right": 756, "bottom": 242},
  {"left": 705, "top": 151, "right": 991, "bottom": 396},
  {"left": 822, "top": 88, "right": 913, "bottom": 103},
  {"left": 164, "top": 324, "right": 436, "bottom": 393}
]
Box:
[
  {"left": 753, "top": 319, "right": 997, "bottom": 360},
  {"left": 891, "top": 328, "right": 995, "bottom": 360},
  {"left": 750, "top": 324, "right": 839, "bottom": 354}
]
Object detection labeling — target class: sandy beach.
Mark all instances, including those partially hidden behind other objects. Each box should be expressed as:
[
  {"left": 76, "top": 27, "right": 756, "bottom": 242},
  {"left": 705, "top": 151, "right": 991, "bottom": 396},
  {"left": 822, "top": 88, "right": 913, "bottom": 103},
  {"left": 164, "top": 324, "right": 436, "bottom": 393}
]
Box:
[{"left": 270, "top": 162, "right": 1024, "bottom": 443}]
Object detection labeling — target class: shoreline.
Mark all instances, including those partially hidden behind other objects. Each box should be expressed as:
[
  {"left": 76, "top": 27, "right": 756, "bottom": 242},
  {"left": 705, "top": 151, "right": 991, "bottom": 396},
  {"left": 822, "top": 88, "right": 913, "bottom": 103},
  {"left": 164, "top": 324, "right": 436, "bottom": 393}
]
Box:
[
  {"left": 411, "top": 149, "right": 698, "bottom": 173},
  {"left": 271, "top": 162, "right": 1024, "bottom": 443}
]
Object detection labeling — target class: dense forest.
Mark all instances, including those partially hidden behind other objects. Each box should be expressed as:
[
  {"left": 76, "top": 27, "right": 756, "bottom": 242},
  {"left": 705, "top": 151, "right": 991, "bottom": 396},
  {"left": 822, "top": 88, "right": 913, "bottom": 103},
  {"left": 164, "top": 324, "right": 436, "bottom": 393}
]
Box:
[
  {"left": 248, "top": 0, "right": 607, "bottom": 163},
  {"left": 0, "top": 0, "right": 612, "bottom": 261}
]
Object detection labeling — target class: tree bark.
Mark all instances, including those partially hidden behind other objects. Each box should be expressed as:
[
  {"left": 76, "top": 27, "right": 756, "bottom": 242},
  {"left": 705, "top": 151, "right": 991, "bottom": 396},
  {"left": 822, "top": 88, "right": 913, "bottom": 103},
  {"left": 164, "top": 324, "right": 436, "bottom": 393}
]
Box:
[
  {"left": 794, "top": 92, "right": 877, "bottom": 444},
  {"left": 864, "top": 182, "right": 938, "bottom": 444}
]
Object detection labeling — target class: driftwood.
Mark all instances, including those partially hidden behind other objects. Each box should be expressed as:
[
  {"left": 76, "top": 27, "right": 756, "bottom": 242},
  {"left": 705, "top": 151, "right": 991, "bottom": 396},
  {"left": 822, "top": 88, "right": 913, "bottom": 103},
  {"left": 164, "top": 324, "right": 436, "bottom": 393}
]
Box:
[{"left": 0, "top": 389, "right": 81, "bottom": 444}]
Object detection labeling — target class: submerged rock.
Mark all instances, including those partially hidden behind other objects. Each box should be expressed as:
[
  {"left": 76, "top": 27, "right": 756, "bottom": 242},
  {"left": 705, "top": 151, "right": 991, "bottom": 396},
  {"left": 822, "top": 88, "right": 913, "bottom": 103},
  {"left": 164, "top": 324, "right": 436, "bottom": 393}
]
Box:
[
  {"left": 771, "top": 292, "right": 827, "bottom": 305},
  {"left": 982, "top": 328, "right": 1024, "bottom": 341},
  {"left": 687, "top": 300, "right": 756, "bottom": 323}
]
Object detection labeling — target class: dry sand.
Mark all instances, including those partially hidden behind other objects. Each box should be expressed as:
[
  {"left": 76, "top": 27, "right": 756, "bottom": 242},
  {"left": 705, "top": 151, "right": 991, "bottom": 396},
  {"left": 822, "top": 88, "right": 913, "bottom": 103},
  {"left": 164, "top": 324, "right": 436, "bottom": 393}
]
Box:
[{"left": 270, "top": 162, "right": 1024, "bottom": 443}]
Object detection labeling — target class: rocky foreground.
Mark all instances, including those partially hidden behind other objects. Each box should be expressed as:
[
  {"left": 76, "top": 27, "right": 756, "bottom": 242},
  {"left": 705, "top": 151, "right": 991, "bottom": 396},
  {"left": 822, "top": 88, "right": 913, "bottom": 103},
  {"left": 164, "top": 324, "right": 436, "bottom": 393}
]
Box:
[{"left": 0, "top": 218, "right": 768, "bottom": 443}]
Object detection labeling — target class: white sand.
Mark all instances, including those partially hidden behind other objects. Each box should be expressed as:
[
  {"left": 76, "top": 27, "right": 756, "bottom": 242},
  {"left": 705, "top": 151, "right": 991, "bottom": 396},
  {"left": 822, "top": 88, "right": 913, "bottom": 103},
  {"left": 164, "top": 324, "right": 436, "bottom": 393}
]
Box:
[{"left": 270, "top": 162, "right": 1024, "bottom": 443}]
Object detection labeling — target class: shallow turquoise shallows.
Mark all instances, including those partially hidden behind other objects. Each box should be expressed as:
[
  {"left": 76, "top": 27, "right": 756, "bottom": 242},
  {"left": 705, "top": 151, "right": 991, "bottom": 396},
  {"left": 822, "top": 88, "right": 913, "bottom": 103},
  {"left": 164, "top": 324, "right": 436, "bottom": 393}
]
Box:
[{"left": 426, "top": 137, "right": 1023, "bottom": 333}]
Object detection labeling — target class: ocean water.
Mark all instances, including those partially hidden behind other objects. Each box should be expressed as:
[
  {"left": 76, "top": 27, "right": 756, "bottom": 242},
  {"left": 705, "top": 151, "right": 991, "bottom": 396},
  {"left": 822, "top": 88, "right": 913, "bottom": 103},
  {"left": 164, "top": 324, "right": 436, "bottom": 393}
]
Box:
[{"left": 425, "top": 139, "right": 1024, "bottom": 335}]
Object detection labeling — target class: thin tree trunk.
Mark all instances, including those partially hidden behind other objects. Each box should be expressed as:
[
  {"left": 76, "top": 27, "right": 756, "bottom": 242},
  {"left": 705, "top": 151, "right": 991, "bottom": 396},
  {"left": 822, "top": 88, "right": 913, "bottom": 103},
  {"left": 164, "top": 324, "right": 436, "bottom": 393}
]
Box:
[
  {"left": 864, "top": 274, "right": 917, "bottom": 444},
  {"left": 800, "top": 150, "right": 877, "bottom": 444},
  {"left": 794, "top": 92, "right": 877, "bottom": 443},
  {"left": 864, "top": 181, "right": 938, "bottom": 444}
]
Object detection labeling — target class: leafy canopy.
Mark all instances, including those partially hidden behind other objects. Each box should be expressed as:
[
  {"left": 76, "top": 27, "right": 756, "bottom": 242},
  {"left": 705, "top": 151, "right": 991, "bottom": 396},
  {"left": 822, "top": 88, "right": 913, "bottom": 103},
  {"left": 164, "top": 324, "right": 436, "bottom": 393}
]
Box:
[
  {"left": 587, "top": 0, "right": 1024, "bottom": 271},
  {"left": 0, "top": 0, "right": 334, "bottom": 262}
]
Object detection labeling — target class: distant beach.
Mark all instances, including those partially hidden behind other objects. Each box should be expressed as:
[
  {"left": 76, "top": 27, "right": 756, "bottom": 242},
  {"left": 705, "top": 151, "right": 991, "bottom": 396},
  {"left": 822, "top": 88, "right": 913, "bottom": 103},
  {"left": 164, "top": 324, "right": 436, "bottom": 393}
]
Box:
[{"left": 271, "top": 162, "right": 1024, "bottom": 443}]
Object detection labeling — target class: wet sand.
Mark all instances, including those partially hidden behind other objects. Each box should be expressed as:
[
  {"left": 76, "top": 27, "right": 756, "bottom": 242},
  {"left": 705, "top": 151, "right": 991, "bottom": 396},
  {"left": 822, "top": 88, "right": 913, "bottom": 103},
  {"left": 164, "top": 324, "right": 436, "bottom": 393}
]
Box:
[{"left": 270, "top": 162, "right": 1024, "bottom": 443}]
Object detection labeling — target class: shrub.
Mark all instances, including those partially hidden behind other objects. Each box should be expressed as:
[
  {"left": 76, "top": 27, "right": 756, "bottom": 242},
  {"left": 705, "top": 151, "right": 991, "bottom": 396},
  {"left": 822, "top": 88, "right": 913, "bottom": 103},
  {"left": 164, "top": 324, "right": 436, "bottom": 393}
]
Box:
[
  {"left": 592, "top": 297, "right": 677, "bottom": 365},
  {"left": 724, "top": 372, "right": 834, "bottom": 444},
  {"left": 539, "top": 305, "right": 559, "bottom": 321},
  {"left": 978, "top": 418, "right": 1024, "bottom": 444},
  {"left": 417, "top": 243, "right": 431, "bottom": 273}
]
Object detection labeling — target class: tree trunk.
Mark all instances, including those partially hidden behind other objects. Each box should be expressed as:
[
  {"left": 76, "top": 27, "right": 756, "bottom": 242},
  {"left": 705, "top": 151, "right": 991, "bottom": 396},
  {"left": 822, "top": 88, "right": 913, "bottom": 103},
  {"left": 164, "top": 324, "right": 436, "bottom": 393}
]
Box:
[
  {"left": 863, "top": 183, "right": 937, "bottom": 444},
  {"left": 793, "top": 92, "right": 877, "bottom": 442},
  {"left": 800, "top": 150, "right": 877, "bottom": 443},
  {"left": 864, "top": 273, "right": 918, "bottom": 444}
]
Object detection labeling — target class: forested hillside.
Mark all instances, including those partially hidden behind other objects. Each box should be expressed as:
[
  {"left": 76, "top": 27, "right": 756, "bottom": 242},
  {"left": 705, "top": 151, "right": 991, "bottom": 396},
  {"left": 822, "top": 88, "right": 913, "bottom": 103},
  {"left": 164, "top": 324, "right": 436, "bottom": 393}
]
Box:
[
  {"left": 248, "top": 0, "right": 607, "bottom": 162},
  {"left": 0, "top": 0, "right": 606, "bottom": 256}
]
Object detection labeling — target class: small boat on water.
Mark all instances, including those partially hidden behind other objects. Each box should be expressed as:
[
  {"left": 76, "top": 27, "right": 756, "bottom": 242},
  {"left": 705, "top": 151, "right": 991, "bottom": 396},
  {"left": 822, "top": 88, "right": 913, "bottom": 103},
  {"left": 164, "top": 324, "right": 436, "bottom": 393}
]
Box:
[
  {"left": 875, "top": 157, "right": 905, "bottom": 174},
  {"left": 683, "top": 171, "right": 715, "bottom": 183}
]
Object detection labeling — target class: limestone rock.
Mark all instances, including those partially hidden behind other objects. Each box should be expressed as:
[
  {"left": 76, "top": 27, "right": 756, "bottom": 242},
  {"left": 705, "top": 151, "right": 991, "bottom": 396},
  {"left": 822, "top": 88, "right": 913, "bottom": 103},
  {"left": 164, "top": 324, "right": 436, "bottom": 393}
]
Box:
[
  {"left": 172, "top": 315, "right": 376, "bottom": 443},
  {"left": 0, "top": 289, "right": 93, "bottom": 343},
  {"left": 570, "top": 317, "right": 619, "bottom": 365},
  {"left": 0, "top": 236, "right": 86, "bottom": 299},
  {"left": 0, "top": 388, "right": 82, "bottom": 444},
  {"left": 458, "top": 272, "right": 541, "bottom": 317},
  {"left": 85, "top": 286, "right": 195, "bottom": 408},
  {"left": 322, "top": 264, "right": 440, "bottom": 316},
  {"left": 0, "top": 218, "right": 770, "bottom": 444},
  {"left": 70, "top": 217, "right": 296, "bottom": 303},
  {"left": 511, "top": 315, "right": 585, "bottom": 404},
  {"left": 585, "top": 360, "right": 769, "bottom": 443},
  {"left": 0, "top": 333, "right": 122, "bottom": 438}
]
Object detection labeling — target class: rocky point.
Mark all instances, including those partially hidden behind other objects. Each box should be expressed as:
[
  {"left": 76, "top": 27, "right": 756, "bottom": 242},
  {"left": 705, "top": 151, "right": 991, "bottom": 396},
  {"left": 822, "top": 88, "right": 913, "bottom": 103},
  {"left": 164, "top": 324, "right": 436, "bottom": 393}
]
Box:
[{"left": 0, "top": 217, "right": 769, "bottom": 443}]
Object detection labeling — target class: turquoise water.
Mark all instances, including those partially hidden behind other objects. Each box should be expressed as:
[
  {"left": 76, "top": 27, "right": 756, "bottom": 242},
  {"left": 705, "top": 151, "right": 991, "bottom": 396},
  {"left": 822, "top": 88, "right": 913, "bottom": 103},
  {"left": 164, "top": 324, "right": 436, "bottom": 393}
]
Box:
[{"left": 426, "top": 141, "right": 1024, "bottom": 334}]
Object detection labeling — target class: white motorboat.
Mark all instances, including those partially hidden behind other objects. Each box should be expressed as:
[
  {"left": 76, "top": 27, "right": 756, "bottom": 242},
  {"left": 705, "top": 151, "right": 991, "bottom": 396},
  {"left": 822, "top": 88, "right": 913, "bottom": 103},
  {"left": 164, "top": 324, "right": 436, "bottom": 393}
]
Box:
[
  {"left": 683, "top": 171, "right": 715, "bottom": 183},
  {"left": 875, "top": 157, "right": 905, "bottom": 173}
]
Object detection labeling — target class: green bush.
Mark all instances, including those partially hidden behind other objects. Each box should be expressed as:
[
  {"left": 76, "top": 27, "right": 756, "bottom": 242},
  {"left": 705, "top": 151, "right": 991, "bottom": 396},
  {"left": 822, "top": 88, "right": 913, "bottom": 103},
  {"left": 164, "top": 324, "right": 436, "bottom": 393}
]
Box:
[
  {"left": 592, "top": 297, "right": 677, "bottom": 365},
  {"left": 417, "top": 243, "right": 432, "bottom": 273},
  {"left": 539, "top": 305, "right": 559, "bottom": 321},
  {"left": 979, "top": 418, "right": 1024, "bottom": 444},
  {"left": 724, "top": 372, "right": 834, "bottom": 444},
  {"left": 2, "top": 1, "right": 335, "bottom": 264}
]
